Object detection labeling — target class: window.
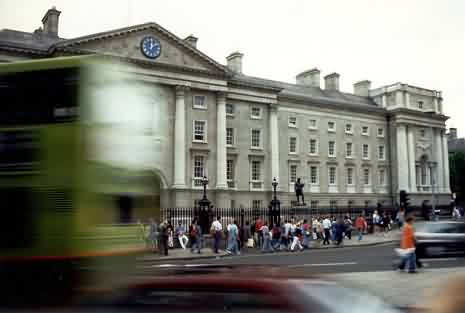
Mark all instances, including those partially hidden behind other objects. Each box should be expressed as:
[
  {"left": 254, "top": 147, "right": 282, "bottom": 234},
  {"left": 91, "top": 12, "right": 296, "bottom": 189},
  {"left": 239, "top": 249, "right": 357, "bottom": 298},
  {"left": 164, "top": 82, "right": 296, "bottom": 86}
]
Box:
[
  {"left": 251, "top": 107, "right": 261, "bottom": 119},
  {"left": 193, "top": 156, "right": 205, "bottom": 186},
  {"left": 310, "top": 200, "right": 319, "bottom": 209},
  {"left": 309, "top": 139, "right": 318, "bottom": 155},
  {"left": 378, "top": 145, "right": 385, "bottom": 160},
  {"left": 289, "top": 137, "right": 297, "bottom": 154},
  {"left": 310, "top": 166, "right": 318, "bottom": 184},
  {"left": 345, "top": 123, "right": 353, "bottom": 133},
  {"left": 329, "top": 167, "right": 336, "bottom": 185},
  {"left": 309, "top": 119, "right": 318, "bottom": 129},
  {"left": 346, "top": 142, "right": 353, "bottom": 158},
  {"left": 421, "top": 166, "right": 427, "bottom": 185},
  {"left": 252, "top": 200, "right": 262, "bottom": 209},
  {"left": 377, "top": 128, "right": 384, "bottom": 137},
  {"left": 289, "top": 165, "right": 297, "bottom": 183},
  {"left": 288, "top": 116, "right": 297, "bottom": 128},
  {"left": 362, "top": 126, "right": 369, "bottom": 135},
  {"left": 227, "top": 159, "right": 234, "bottom": 181},
  {"left": 328, "top": 141, "right": 336, "bottom": 157},
  {"left": 328, "top": 121, "right": 336, "bottom": 132},
  {"left": 251, "top": 160, "right": 261, "bottom": 181},
  {"left": 363, "top": 168, "right": 370, "bottom": 185},
  {"left": 347, "top": 167, "right": 354, "bottom": 185},
  {"left": 418, "top": 101, "right": 423, "bottom": 109},
  {"left": 251, "top": 129, "right": 261, "bottom": 148},
  {"left": 378, "top": 169, "right": 386, "bottom": 185},
  {"left": 193, "top": 95, "right": 206, "bottom": 109},
  {"left": 329, "top": 200, "right": 338, "bottom": 209},
  {"left": 193, "top": 120, "right": 206, "bottom": 142},
  {"left": 420, "top": 129, "right": 426, "bottom": 138},
  {"left": 226, "top": 103, "right": 234, "bottom": 115},
  {"left": 362, "top": 144, "right": 369, "bottom": 159},
  {"left": 226, "top": 128, "right": 234, "bottom": 146}
]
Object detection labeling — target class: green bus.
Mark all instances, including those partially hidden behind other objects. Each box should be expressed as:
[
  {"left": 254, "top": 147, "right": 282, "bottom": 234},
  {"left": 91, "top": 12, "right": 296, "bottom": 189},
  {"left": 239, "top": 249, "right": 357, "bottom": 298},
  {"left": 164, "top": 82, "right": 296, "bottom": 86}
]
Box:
[{"left": 0, "top": 56, "right": 159, "bottom": 304}]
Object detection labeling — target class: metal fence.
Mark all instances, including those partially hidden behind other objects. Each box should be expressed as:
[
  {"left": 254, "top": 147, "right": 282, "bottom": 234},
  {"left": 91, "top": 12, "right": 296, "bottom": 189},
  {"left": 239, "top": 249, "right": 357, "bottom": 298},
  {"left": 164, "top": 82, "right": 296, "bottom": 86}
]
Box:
[{"left": 160, "top": 206, "right": 397, "bottom": 233}]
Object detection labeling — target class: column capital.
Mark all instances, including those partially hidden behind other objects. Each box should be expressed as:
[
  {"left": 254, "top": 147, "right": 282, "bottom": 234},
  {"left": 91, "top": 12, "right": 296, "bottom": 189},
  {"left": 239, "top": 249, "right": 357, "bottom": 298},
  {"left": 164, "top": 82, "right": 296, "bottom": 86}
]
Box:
[
  {"left": 216, "top": 91, "right": 227, "bottom": 102},
  {"left": 269, "top": 103, "right": 279, "bottom": 112},
  {"left": 175, "top": 85, "right": 190, "bottom": 98}
]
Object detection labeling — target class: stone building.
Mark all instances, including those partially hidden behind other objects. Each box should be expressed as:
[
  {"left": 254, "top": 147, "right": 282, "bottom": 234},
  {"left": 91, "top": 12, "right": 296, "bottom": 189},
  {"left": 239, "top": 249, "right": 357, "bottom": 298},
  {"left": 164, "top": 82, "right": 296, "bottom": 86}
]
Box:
[{"left": 0, "top": 7, "right": 452, "bottom": 209}]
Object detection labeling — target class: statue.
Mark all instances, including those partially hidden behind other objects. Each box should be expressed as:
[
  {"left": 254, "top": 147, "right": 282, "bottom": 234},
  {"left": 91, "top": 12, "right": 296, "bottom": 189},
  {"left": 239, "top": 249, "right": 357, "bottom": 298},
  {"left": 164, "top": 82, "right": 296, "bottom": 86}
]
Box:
[{"left": 295, "top": 178, "right": 305, "bottom": 205}]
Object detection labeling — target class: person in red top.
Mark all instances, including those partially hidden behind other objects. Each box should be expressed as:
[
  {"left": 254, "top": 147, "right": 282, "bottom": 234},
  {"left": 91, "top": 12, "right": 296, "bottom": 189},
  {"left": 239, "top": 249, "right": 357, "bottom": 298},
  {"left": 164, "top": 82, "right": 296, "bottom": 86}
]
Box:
[
  {"left": 398, "top": 216, "right": 417, "bottom": 273},
  {"left": 355, "top": 213, "right": 366, "bottom": 241},
  {"left": 255, "top": 217, "right": 263, "bottom": 249}
]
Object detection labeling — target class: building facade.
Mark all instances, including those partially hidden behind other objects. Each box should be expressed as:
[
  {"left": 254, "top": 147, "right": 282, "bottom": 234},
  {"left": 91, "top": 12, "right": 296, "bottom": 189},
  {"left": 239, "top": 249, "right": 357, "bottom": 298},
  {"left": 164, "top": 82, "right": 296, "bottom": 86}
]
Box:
[{"left": 0, "top": 7, "right": 452, "bottom": 209}]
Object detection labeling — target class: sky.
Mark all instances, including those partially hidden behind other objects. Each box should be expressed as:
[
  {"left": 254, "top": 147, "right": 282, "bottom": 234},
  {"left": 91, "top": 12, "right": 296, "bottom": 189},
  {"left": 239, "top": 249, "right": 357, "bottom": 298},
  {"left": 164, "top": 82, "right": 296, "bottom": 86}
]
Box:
[{"left": 1, "top": 0, "right": 464, "bottom": 136}]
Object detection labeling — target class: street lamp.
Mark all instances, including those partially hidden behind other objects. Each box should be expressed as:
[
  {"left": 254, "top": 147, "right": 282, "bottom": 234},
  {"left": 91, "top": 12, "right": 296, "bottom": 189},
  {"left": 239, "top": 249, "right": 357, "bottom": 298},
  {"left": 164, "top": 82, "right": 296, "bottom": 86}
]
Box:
[
  {"left": 201, "top": 176, "right": 209, "bottom": 200},
  {"left": 198, "top": 175, "right": 211, "bottom": 234},
  {"left": 272, "top": 177, "right": 278, "bottom": 201}
]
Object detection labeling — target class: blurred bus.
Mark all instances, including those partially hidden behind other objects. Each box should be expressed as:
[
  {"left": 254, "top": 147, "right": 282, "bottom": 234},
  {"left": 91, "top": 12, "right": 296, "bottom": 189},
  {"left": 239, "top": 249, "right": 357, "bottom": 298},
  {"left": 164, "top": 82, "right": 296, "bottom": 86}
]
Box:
[{"left": 0, "top": 56, "right": 160, "bottom": 305}]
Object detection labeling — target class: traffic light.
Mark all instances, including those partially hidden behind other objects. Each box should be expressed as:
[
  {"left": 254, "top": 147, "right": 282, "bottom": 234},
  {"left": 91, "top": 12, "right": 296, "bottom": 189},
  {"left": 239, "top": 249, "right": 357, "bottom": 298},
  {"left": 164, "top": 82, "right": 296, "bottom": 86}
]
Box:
[{"left": 399, "top": 190, "right": 410, "bottom": 208}]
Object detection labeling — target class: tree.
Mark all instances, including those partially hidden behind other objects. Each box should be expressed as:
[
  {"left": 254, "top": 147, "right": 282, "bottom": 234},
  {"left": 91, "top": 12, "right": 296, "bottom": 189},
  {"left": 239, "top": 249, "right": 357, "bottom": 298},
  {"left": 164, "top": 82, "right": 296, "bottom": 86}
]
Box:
[{"left": 450, "top": 151, "right": 465, "bottom": 203}]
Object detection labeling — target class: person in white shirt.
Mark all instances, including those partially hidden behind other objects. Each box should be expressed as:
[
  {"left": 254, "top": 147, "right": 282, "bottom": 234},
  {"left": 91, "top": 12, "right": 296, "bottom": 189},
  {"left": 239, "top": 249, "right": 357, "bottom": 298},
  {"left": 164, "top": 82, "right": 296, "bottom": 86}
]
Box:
[
  {"left": 211, "top": 216, "right": 222, "bottom": 254},
  {"left": 283, "top": 220, "right": 292, "bottom": 249},
  {"left": 226, "top": 220, "right": 239, "bottom": 255},
  {"left": 322, "top": 216, "right": 331, "bottom": 245}
]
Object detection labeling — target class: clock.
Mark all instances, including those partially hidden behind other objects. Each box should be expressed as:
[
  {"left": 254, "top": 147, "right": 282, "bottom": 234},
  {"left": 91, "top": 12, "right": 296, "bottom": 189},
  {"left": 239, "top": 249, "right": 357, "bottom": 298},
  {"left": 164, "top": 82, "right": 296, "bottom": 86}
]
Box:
[{"left": 140, "top": 36, "right": 161, "bottom": 59}]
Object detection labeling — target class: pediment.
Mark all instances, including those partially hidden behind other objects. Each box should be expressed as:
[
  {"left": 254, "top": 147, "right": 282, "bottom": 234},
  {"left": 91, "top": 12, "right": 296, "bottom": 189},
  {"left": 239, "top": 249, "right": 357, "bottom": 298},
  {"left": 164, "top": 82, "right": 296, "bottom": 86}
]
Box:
[{"left": 53, "top": 23, "right": 228, "bottom": 76}]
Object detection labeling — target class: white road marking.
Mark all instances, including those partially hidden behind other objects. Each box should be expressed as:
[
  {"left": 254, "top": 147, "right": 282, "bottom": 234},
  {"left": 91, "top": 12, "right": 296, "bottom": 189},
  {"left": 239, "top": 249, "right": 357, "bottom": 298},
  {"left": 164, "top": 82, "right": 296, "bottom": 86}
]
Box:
[
  {"left": 421, "top": 257, "right": 457, "bottom": 262},
  {"left": 290, "top": 262, "right": 357, "bottom": 267}
]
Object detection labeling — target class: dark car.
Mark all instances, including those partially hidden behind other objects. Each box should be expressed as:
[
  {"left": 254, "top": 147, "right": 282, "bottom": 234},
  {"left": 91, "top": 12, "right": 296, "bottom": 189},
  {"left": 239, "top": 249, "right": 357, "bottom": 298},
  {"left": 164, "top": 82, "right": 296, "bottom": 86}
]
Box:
[{"left": 415, "top": 221, "right": 465, "bottom": 258}]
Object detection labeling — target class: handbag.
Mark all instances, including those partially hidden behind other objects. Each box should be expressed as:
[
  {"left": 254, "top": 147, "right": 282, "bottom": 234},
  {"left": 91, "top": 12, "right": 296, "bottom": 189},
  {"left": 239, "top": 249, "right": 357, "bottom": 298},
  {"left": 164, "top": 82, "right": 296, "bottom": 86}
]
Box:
[{"left": 247, "top": 238, "right": 254, "bottom": 248}]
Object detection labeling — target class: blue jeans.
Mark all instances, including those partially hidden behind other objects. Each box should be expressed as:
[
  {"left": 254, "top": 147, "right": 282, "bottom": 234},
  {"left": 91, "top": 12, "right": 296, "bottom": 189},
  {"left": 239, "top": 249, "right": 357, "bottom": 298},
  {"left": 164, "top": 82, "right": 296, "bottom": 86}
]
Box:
[
  {"left": 358, "top": 229, "right": 363, "bottom": 241},
  {"left": 262, "top": 235, "right": 272, "bottom": 252},
  {"left": 399, "top": 252, "right": 416, "bottom": 272},
  {"left": 227, "top": 237, "right": 239, "bottom": 254}
]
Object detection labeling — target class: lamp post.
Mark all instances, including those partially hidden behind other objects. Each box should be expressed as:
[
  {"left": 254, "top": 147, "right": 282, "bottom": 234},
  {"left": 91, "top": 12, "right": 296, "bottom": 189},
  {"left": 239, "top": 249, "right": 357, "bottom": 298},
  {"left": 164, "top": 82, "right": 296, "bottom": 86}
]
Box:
[
  {"left": 198, "top": 176, "right": 211, "bottom": 234},
  {"left": 270, "top": 177, "right": 280, "bottom": 226}
]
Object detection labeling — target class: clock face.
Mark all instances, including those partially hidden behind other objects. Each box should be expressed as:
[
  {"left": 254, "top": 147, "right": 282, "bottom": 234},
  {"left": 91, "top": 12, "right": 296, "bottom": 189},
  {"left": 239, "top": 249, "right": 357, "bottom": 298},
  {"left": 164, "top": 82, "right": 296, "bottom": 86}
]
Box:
[{"left": 140, "top": 36, "right": 161, "bottom": 59}]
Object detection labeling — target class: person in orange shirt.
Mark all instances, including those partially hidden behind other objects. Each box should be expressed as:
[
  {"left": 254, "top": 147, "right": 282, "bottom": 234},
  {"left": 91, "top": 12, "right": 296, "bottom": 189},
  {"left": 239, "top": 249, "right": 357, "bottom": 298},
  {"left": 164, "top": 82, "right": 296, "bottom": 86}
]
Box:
[
  {"left": 355, "top": 213, "right": 367, "bottom": 241},
  {"left": 398, "top": 216, "right": 417, "bottom": 273}
]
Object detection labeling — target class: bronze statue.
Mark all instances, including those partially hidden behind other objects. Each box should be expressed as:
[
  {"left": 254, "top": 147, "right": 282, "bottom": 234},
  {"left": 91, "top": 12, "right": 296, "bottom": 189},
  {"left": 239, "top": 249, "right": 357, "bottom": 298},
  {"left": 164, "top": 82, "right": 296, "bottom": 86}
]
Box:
[{"left": 295, "top": 178, "right": 305, "bottom": 205}]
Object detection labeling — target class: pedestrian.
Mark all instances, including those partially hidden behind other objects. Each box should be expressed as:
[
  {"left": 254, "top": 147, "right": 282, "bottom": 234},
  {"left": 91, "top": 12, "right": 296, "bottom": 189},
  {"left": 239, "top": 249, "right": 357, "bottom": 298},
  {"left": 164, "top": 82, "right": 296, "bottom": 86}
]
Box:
[
  {"left": 322, "top": 216, "right": 331, "bottom": 245},
  {"left": 211, "top": 216, "right": 223, "bottom": 253},
  {"left": 334, "top": 218, "right": 345, "bottom": 246},
  {"left": 159, "top": 220, "right": 169, "bottom": 256},
  {"left": 260, "top": 221, "right": 272, "bottom": 253},
  {"left": 283, "top": 220, "right": 292, "bottom": 249},
  {"left": 290, "top": 222, "right": 304, "bottom": 251},
  {"left": 196, "top": 221, "right": 203, "bottom": 252},
  {"left": 453, "top": 205, "right": 461, "bottom": 220},
  {"left": 147, "top": 219, "right": 158, "bottom": 251},
  {"left": 344, "top": 215, "right": 353, "bottom": 240},
  {"left": 167, "top": 220, "right": 174, "bottom": 249},
  {"left": 302, "top": 219, "right": 310, "bottom": 249},
  {"left": 355, "top": 213, "right": 366, "bottom": 241},
  {"left": 227, "top": 220, "right": 240, "bottom": 255},
  {"left": 383, "top": 212, "right": 390, "bottom": 234},
  {"left": 242, "top": 221, "right": 252, "bottom": 252},
  {"left": 189, "top": 219, "right": 200, "bottom": 253},
  {"left": 255, "top": 217, "right": 263, "bottom": 249},
  {"left": 236, "top": 220, "right": 242, "bottom": 253},
  {"left": 176, "top": 221, "right": 189, "bottom": 249},
  {"left": 331, "top": 217, "right": 337, "bottom": 241},
  {"left": 397, "top": 207, "right": 405, "bottom": 229},
  {"left": 397, "top": 216, "right": 417, "bottom": 273},
  {"left": 271, "top": 223, "right": 281, "bottom": 250}
]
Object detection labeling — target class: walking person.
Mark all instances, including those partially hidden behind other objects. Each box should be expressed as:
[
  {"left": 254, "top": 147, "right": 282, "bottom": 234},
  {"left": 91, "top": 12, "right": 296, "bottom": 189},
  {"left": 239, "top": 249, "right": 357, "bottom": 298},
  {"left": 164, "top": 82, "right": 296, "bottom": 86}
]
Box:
[
  {"left": 242, "top": 221, "right": 252, "bottom": 253},
  {"left": 189, "top": 219, "right": 200, "bottom": 254},
  {"left": 322, "top": 216, "right": 331, "bottom": 245},
  {"left": 397, "top": 216, "right": 417, "bottom": 273},
  {"left": 283, "top": 220, "right": 292, "bottom": 249},
  {"left": 148, "top": 218, "right": 158, "bottom": 251},
  {"left": 355, "top": 213, "right": 366, "bottom": 241},
  {"left": 383, "top": 212, "right": 390, "bottom": 234},
  {"left": 290, "top": 222, "right": 304, "bottom": 251},
  {"left": 176, "top": 221, "right": 189, "bottom": 250},
  {"left": 260, "top": 221, "right": 272, "bottom": 253},
  {"left": 334, "top": 218, "right": 345, "bottom": 246},
  {"left": 255, "top": 217, "right": 263, "bottom": 249},
  {"left": 226, "top": 220, "right": 240, "bottom": 255},
  {"left": 211, "top": 216, "right": 223, "bottom": 254},
  {"left": 331, "top": 217, "right": 337, "bottom": 241},
  {"left": 236, "top": 221, "right": 242, "bottom": 253},
  {"left": 302, "top": 219, "right": 310, "bottom": 249},
  {"left": 344, "top": 215, "right": 353, "bottom": 240},
  {"left": 159, "top": 220, "right": 169, "bottom": 256},
  {"left": 397, "top": 207, "right": 405, "bottom": 229},
  {"left": 167, "top": 220, "right": 174, "bottom": 249}
]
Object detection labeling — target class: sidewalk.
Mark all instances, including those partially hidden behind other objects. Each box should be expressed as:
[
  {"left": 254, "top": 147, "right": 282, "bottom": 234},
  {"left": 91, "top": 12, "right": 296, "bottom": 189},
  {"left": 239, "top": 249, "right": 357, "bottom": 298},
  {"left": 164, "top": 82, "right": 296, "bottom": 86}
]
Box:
[
  {"left": 140, "top": 230, "right": 399, "bottom": 261},
  {"left": 327, "top": 266, "right": 465, "bottom": 309}
]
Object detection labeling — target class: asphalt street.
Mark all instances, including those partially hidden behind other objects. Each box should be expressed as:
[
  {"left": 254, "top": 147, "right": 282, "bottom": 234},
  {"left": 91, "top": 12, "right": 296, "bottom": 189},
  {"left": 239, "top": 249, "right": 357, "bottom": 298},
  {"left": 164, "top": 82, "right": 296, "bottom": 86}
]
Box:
[{"left": 140, "top": 242, "right": 465, "bottom": 274}]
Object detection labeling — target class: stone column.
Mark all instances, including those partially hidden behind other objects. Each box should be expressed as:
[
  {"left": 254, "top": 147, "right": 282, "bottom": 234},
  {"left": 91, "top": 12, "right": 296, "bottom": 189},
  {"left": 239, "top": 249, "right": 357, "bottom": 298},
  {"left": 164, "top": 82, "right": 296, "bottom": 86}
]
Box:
[
  {"left": 395, "top": 90, "right": 404, "bottom": 107},
  {"left": 173, "top": 86, "right": 187, "bottom": 188},
  {"left": 270, "top": 104, "right": 280, "bottom": 184},
  {"left": 442, "top": 131, "right": 451, "bottom": 193},
  {"left": 216, "top": 92, "right": 227, "bottom": 189},
  {"left": 434, "top": 128, "right": 444, "bottom": 192},
  {"left": 407, "top": 126, "right": 417, "bottom": 193},
  {"left": 405, "top": 91, "right": 411, "bottom": 108},
  {"left": 396, "top": 124, "right": 409, "bottom": 192},
  {"left": 433, "top": 97, "right": 439, "bottom": 114}
]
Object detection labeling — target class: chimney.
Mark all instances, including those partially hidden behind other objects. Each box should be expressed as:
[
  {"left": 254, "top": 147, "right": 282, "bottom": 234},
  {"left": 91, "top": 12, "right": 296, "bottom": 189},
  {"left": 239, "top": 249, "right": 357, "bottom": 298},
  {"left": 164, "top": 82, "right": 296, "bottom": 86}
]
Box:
[
  {"left": 41, "top": 6, "right": 61, "bottom": 37},
  {"left": 449, "top": 128, "right": 457, "bottom": 140},
  {"left": 184, "top": 35, "right": 198, "bottom": 48},
  {"left": 353, "top": 80, "right": 371, "bottom": 97},
  {"left": 226, "top": 52, "right": 243, "bottom": 73},
  {"left": 296, "top": 68, "right": 320, "bottom": 88},
  {"left": 324, "top": 73, "right": 340, "bottom": 91}
]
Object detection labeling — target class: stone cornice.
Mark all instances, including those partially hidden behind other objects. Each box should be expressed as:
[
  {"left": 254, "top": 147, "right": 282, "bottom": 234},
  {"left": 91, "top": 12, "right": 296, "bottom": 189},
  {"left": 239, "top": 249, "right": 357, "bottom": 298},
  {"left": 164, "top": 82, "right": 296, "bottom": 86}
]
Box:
[
  {"left": 228, "top": 78, "right": 283, "bottom": 93},
  {"left": 0, "top": 46, "right": 48, "bottom": 56},
  {"left": 388, "top": 107, "right": 449, "bottom": 122}
]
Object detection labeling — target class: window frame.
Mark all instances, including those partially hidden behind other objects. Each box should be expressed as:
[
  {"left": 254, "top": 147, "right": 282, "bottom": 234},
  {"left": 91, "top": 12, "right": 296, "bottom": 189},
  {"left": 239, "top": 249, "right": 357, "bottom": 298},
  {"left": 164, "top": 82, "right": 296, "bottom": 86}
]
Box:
[
  {"left": 377, "top": 127, "right": 385, "bottom": 138},
  {"left": 310, "top": 166, "right": 319, "bottom": 185},
  {"left": 328, "top": 121, "right": 336, "bottom": 133},
  {"left": 378, "top": 168, "right": 386, "bottom": 186},
  {"left": 250, "top": 106, "right": 262, "bottom": 119},
  {"left": 289, "top": 136, "right": 298, "bottom": 154},
  {"left": 226, "top": 127, "right": 235, "bottom": 147},
  {"left": 378, "top": 145, "right": 385, "bottom": 160},
  {"left": 345, "top": 123, "right": 353, "bottom": 134},
  {"left": 193, "top": 95, "right": 207, "bottom": 110},
  {"left": 362, "top": 144, "right": 370, "bottom": 160},
  {"left": 250, "top": 129, "right": 262, "bottom": 149},
  {"left": 363, "top": 168, "right": 371, "bottom": 185},
  {"left": 193, "top": 155, "right": 206, "bottom": 187},
  {"left": 308, "top": 119, "right": 318, "bottom": 130},
  {"left": 309, "top": 138, "right": 318, "bottom": 155},
  {"left": 362, "top": 125, "right": 370, "bottom": 136},
  {"left": 226, "top": 103, "right": 234, "bottom": 116},
  {"left": 193, "top": 120, "right": 207, "bottom": 143},
  {"left": 346, "top": 142, "right": 353, "bottom": 158},
  {"left": 328, "top": 166, "right": 337, "bottom": 186},
  {"left": 346, "top": 167, "right": 354, "bottom": 186},
  {"left": 289, "top": 165, "right": 297, "bottom": 183},
  {"left": 288, "top": 116, "right": 297, "bottom": 128},
  {"left": 328, "top": 141, "right": 336, "bottom": 157},
  {"left": 251, "top": 160, "right": 262, "bottom": 182}
]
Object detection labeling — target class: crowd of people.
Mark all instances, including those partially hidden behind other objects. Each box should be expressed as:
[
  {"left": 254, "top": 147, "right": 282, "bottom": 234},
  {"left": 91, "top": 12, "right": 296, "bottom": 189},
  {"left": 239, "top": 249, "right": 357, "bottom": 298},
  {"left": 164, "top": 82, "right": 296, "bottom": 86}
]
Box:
[{"left": 137, "top": 209, "right": 404, "bottom": 256}]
